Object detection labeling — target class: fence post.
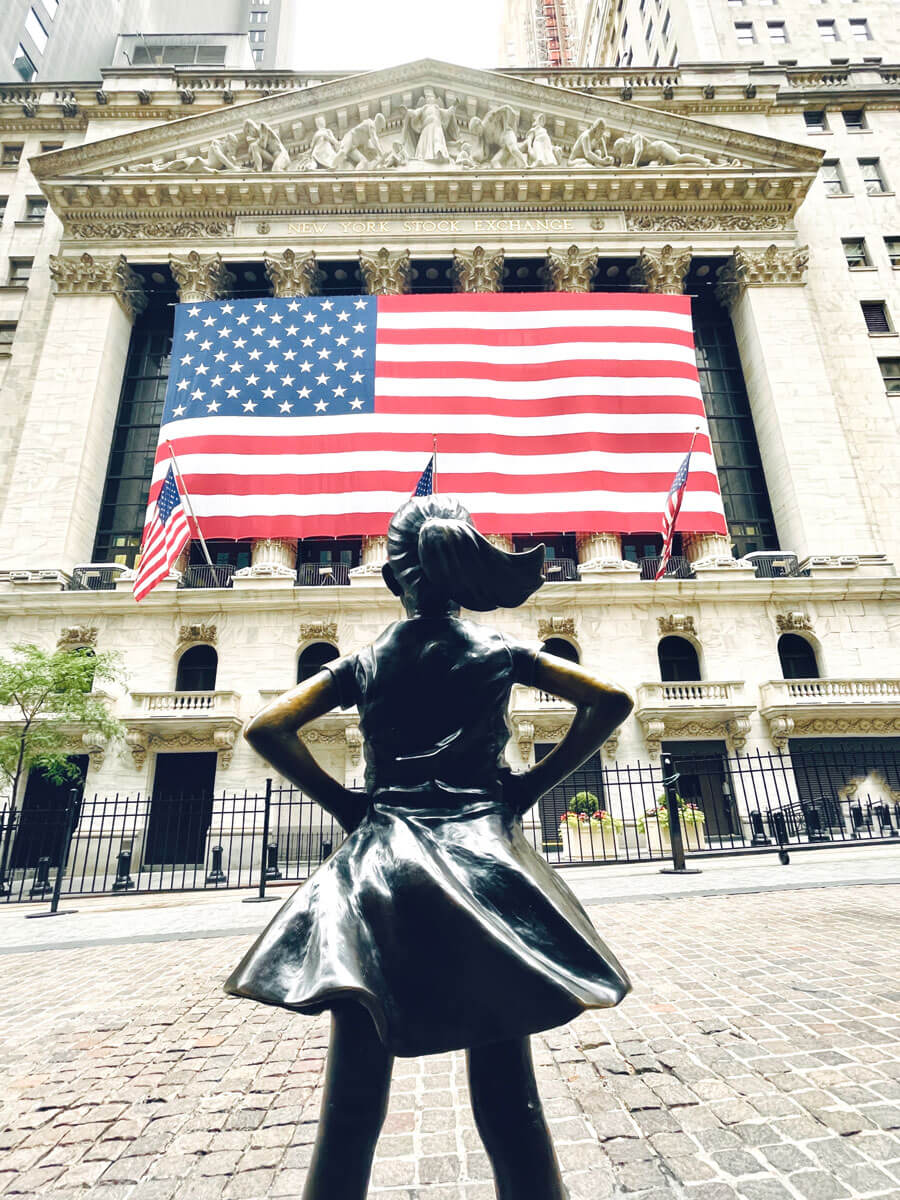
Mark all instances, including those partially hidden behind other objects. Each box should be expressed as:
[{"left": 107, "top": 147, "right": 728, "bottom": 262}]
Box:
[
  {"left": 26, "top": 789, "right": 79, "bottom": 919},
  {"left": 243, "top": 779, "right": 278, "bottom": 903},
  {"left": 658, "top": 754, "right": 701, "bottom": 876},
  {"left": 0, "top": 801, "right": 17, "bottom": 897}
]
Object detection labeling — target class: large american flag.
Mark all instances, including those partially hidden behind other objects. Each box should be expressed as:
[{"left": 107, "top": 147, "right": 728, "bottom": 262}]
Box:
[{"left": 145, "top": 293, "right": 727, "bottom": 539}]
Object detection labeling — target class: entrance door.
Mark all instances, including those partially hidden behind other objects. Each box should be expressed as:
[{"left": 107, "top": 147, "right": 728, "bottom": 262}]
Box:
[
  {"left": 11, "top": 755, "right": 88, "bottom": 869},
  {"left": 144, "top": 752, "right": 217, "bottom": 865},
  {"left": 661, "top": 740, "right": 736, "bottom": 842}
]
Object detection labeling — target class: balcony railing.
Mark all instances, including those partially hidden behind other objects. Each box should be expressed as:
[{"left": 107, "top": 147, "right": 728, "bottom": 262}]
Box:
[
  {"left": 637, "top": 680, "right": 746, "bottom": 708},
  {"left": 762, "top": 679, "right": 900, "bottom": 706},
  {"left": 181, "top": 563, "right": 236, "bottom": 589},
  {"left": 130, "top": 690, "right": 239, "bottom": 716},
  {"left": 540, "top": 557, "right": 579, "bottom": 582},
  {"left": 638, "top": 555, "right": 694, "bottom": 580},
  {"left": 743, "top": 552, "right": 810, "bottom": 579},
  {"left": 67, "top": 564, "right": 127, "bottom": 591},
  {"left": 296, "top": 562, "right": 351, "bottom": 587}
]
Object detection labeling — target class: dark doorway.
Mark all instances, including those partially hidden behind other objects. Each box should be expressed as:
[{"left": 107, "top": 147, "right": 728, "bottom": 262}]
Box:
[
  {"left": 144, "top": 752, "right": 217, "bottom": 865},
  {"left": 778, "top": 634, "right": 819, "bottom": 679},
  {"left": 540, "top": 637, "right": 579, "bottom": 664},
  {"left": 661, "top": 740, "right": 735, "bottom": 841},
  {"left": 658, "top": 636, "right": 701, "bottom": 682},
  {"left": 175, "top": 645, "right": 218, "bottom": 691},
  {"left": 534, "top": 743, "right": 605, "bottom": 853},
  {"left": 297, "top": 642, "right": 340, "bottom": 684},
  {"left": 11, "top": 755, "right": 88, "bottom": 869}
]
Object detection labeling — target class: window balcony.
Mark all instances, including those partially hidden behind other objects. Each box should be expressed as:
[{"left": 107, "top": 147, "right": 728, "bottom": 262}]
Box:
[
  {"left": 123, "top": 690, "right": 243, "bottom": 768},
  {"left": 760, "top": 677, "right": 900, "bottom": 748},
  {"left": 635, "top": 680, "right": 754, "bottom": 756},
  {"left": 296, "top": 562, "right": 351, "bottom": 587}
]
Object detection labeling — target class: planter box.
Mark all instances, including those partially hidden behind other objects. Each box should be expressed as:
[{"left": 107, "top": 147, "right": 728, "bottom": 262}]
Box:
[
  {"left": 641, "top": 820, "right": 705, "bottom": 854},
  {"left": 559, "top": 822, "right": 618, "bottom": 860}
]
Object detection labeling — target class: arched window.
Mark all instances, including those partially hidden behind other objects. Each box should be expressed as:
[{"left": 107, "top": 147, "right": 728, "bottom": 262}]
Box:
[
  {"left": 658, "top": 636, "right": 701, "bottom": 682},
  {"left": 175, "top": 644, "right": 218, "bottom": 692},
  {"left": 540, "top": 637, "right": 580, "bottom": 664},
  {"left": 298, "top": 642, "right": 339, "bottom": 684},
  {"left": 778, "top": 634, "right": 819, "bottom": 680}
]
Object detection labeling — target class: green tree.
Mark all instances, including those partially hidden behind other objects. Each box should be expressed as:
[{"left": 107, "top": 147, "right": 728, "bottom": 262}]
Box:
[{"left": 0, "top": 643, "right": 123, "bottom": 891}]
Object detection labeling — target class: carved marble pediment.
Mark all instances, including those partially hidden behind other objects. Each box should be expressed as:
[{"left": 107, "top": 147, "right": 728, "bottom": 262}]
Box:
[{"left": 31, "top": 58, "right": 820, "bottom": 230}]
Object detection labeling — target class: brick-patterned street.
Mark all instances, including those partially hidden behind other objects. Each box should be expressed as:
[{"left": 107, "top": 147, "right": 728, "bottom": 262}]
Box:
[{"left": 1, "top": 849, "right": 899, "bottom": 1200}]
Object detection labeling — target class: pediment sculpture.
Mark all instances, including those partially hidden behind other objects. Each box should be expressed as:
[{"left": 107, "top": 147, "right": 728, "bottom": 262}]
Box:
[{"left": 118, "top": 92, "right": 741, "bottom": 177}]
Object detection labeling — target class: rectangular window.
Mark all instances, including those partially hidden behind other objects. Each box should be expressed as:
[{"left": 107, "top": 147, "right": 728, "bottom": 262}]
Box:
[
  {"left": 885, "top": 238, "right": 900, "bottom": 269},
  {"left": 8, "top": 257, "right": 33, "bottom": 285},
  {"left": 196, "top": 45, "right": 227, "bottom": 64},
  {"left": 804, "top": 110, "right": 827, "bottom": 132},
  {"left": 821, "top": 159, "right": 848, "bottom": 195},
  {"left": 848, "top": 17, "right": 871, "bottom": 40},
  {"left": 250, "top": 9, "right": 268, "bottom": 23},
  {"left": 842, "top": 108, "right": 866, "bottom": 131},
  {"left": 859, "top": 157, "right": 888, "bottom": 195},
  {"left": 842, "top": 237, "right": 871, "bottom": 268},
  {"left": 24, "top": 195, "right": 47, "bottom": 222},
  {"left": 818, "top": 19, "right": 838, "bottom": 41},
  {"left": 13, "top": 43, "right": 36, "bottom": 80},
  {"left": 0, "top": 196, "right": 6, "bottom": 223},
  {"left": 252, "top": 48, "right": 264, "bottom": 62},
  {"left": 249, "top": 29, "right": 266, "bottom": 44},
  {"left": 0, "top": 321, "right": 15, "bottom": 353},
  {"left": 878, "top": 359, "right": 900, "bottom": 393},
  {"left": 735, "top": 21, "right": 756, "bottom": 44},
  {"left": 24, "top": 8, "right": 49, "bottom": 52},
  {"left": 646, "top": 18, "right": 655, "bottom": 41},
  {"left": 861, "top": 301, "right": 892, "bottom": 334},
  {"left": 40, "top": 140, "right": 62, "bottom": 152},
  {"left": 662, "top": 11, "right": 671, "bottom": 37},
  {"left": 2, "top": 144, "right": 23, "bottom": 167},
  {"left": 767, "top": 20, "right": 788, "bottom": 42}
]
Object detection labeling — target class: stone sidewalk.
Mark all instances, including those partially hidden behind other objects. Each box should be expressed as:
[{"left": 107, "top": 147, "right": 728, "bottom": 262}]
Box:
[{"left": 0, "top": 847, "right": 898, "bottom": 1199}]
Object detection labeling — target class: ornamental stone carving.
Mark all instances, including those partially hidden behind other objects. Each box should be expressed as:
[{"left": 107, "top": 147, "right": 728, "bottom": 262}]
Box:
[
  {"left": 58, "top": 625, "right": 98, "bottom": 648},
  {"left": 523, "top": 113, "right": 560, "bottom": 166},
  {"left": 213, "top": 728, "right": 237, "bottom": 768},
  {"left": 715, "top": 244, "right": 809, "bottom": 306},
  {"left": 244, "top": 119, "right": 289, "bottom": 172},
  {"left": 169, "top": 251, "right": 235, "bottom": 303},
  {"left": 359, "top": 248, "right": 411, "bottom": 295},
  {"left": 657, "top": 614, "right": 696, "bottom": 637},
  {"left": 264, "top": 249, "right": 323, "bottom": 298},
  {"left": 333, "top": 113, "right": 388, "bottom": 169},
  {"left": 400, "top": 89, "right": 459, "bottom": 163},
  {"left": 628, "top": 245, "right": 692, "bottom": 295},
  {"left": 626, "top": 214, "right": 785, "bottom": 233},
  {"left": 80, "top": 730, "right": 107, "bottom": 766},
  {"left": 468, "top": 104, "right": 528, "bottom": 168},
  {"left": 776, "top": 612, "right": 813, "bottom": 633},
  {"left": 178, "top": 623, "right": 217, "bottom": 647},
  {"left": 67, "top": 219, "right": 235, "bottom": 240},
  {"left": 610, "top": 132, "right": 715, "bottom": 169},
  {"left": 537, "top": 616, "right": 576, "bottom": 641},
  {"left": 300, "top": 622, "right": 338, "bottom": 644},
  {"left": 125, "top": 730, "right": 149, "bottom": 768},
  {"left": 345, "top": 725, "right": 363, "bottom": 766},
  {"left": 234, "top": 538, "right": 297, "bottom": 579},
  {"left": 543, "top": 245, "right": 598, "bottom": 292},
  {"left": 568, "top": 118, "right": 614, "bottom": 167},
  {"left": 49, "top": 253, "right": 147, "bottom": 321},
  {"left": 451, "top": 246, "right": 504, "bottom": 293},
  {"left": 516, "top": 720, "right": 535, "bottom": 762}
]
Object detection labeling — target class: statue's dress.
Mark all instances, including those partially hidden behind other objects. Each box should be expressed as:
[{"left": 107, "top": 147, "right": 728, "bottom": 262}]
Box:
[{"left": 224, "top": 616, "right": 630, "bottom": 1056}]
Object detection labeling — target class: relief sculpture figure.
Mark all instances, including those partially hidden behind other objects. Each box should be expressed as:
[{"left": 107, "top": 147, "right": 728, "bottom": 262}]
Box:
[
  {"left": 612, "top": 131, "right": 713, "bottom": 168},
  {"left": 523, "top": 113, "right": 560, "bottom": 166},
  {"left": 469, "top": 104, "right": 529, "bottom": 169},
  {"left": 401, "top": 87, "right": 459, "bottom": 163},
  {"left": 568, "top": 118, "right": 615, "bottom": 167},
  {"left": 306, "top": 115, "right": 340, "bottom": 168},
  {"left": 244, "top": 119, "right": 290, "bottom": 172},
  {"left": 332, "top": 113, "right": 387, "bottom": 169},
  {"left": 225, "top": 495, "right": 633, "bottom": 1200}
]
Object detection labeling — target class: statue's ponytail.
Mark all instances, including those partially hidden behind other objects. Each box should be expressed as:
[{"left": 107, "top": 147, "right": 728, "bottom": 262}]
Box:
[{"left": 418, "top": 518, "right": 544, "bottom": 611}]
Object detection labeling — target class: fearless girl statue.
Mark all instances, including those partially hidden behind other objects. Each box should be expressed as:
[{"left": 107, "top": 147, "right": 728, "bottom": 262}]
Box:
[{"left": 226, "top": 495, "right": 633, "bottom": 1200}]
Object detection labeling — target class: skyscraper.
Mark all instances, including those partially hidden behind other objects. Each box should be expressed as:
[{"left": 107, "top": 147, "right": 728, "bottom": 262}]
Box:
[{"left": 500, "top": 0, "right": 581, "bottom": 68}]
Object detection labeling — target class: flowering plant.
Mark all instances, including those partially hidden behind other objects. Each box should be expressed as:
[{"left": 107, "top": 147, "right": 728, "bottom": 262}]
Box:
[
  {"left": 637, "top": 793, "right": 705, "bottom": 834},
  {"left": 560, "top": 792, "right": 622, "bottom": 832}
]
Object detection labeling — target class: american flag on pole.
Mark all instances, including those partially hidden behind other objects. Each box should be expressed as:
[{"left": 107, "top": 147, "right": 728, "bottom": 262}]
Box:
[
  {"left": 413, "top": 455, "right": 434, "bottom": 497},
  {"left": 133, "top": 463, "right": 191, "bottom": 601},
  {"left": 145, "top": 293, "right": 726, "bottom": 539},
  {"left": 655, "top": 445, "right": 694, "bottom": 581}
]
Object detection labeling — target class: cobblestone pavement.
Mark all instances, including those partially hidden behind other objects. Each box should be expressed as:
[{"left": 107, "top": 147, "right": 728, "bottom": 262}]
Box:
[{"left": 1, "top": 854, "right": 898, "bottom": 1199}]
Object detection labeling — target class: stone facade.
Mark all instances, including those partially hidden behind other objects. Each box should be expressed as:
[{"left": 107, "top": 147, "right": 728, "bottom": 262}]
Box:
[{"left": 0, "top": 55, "right": 897, "bottom": 835}]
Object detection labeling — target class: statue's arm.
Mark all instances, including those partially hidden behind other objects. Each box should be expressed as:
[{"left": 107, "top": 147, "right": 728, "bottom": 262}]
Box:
[
  {"left": 505, "top": 654, "right": 633, "bottom": 816},
  {"left": 244, "top": 671, "right": 367, "bottom": 833}
]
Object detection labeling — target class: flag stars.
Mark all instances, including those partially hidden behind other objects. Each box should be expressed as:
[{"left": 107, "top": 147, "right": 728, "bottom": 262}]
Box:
[
  {"left": 354, "top": 298, "right": 367, "bottom": 309},
  {"left": 333, "top": 385, "right": 347, "bottom": 398},
  {"left": 206, "top": 399, "right": 221, "bottom": 412},
  {"left": 316, "top": 372, "right": 330, "bottom": 385},
  {"left": 242, "top": 398, "right": 257, "bottom": 412},
  {"left": 321, "top": 299, "right": 334, "bottom": 311},
  {"left": 301, "top": 336, "right": 314, "bottom": 348},
  {"left": 352, "top": 322, "right": 366, "bottom": 334},
  {"left": 226, "top": 386, "right": 240, "bottom": 399},
  {"left": 191, "top": 388, "right": 205, "bottom": 402},
  {"left": 262, "top": 386, "right": 276, "bottom": 399},
  {"left": 337, "top": 310, "right": 350, "bottom": 322},
  {"left": 221, "top": 303, "right": 234, "bottom": 314},
  {"left": 172, "top": 404, "right": 186, "bottom": 417},
  {"left": 349, "top": 397, "right": 364, "bottom": 409},
  {"left": 285, "top": 324, "right": 299, "bottom": 337},
  {"left": 246, "top": 372, "right": 260, "bottom": 386},
  {"left": 350, "top": 371, "right": 364, "bottom": 384},
  {"left": 187, "top": 306, "right": 200, "bottom": 318},
  {"left": 254, "top": 301, "right": 268, "bottom": 312},
  {"left": 299, "top": 360, "right": 313, "bottom": 373},
  {"left": 248, "top": 348, "right": 262, "bottom": 361},
  {"left": 287, "top": 299, "right": 300, "bottom": 312},
  {"left": 334, "top": 358, "right": 347, "bottom": 372},
  {"left": 195, "top": 363, "right": 209, "bottom": 375},
  {"left": 319, "top": 323, "right": 333, "bottom": 336},
  {"left": 314, "top": 399, "right": 329, "bottom": 413},
  {"left": 199, "top": 339, "right": 213, "bottom": 352},
  {"left": 335, "top": 334, "right": 349, "bottom": 347},
  {"left": 214, "top": 350, "right": 227, "bottom": 363},
  {"left": 267, "top": 336, "right": 281, "bottom": 348},
  {"left": 251, "top": 324, "right": 265, "bottom": 337},
  {"left": 352, "top": 346, "right": 365, "bottom": 358},
  {"left": 233, "top": 337, "right": 247, "bottom": 350},
  {"left": 210, "top": 374, "right": 224, "bottom": 387},
  {"left": 217, "top": 326, "right": 232, "bottom": 338},
  {"left": 236, "top": 312, "right": 250, "bottom": 325},
  {"left": 270, "top": 312, "right": 283, "bottom": 324},
  {"left": 203, "top": 315, "right": 217, "bottom": 327},
  {"left": 297, "top": 386, "right": 311, "bottom": 399},
  {"left": 283, "top": 349, "right": 297, "bottom": 361},
  {"left": 177, "top": 379, "right": 190, "bottom": 392},
  {"left": 229, "top": 361, "right": 244, "bottom": 373},
  {"left": 278, "top": 399, "right": 293, "bottom": 413},
  {"left": 317, "top": 347, "right": 331, "bottom": 360},
  {"left": 280, "top": 374, "right": 295, "bottom": 387},
  {"left": 303, "top": 311, "right": 316, "bottom": 323},
  {"left": 185, "top": 329, "right": 198, "bottom": 342},
  {"left": 265, "top": 361, "right": 278, "bottom": 373},
  {"left": 180, "top": 353, "right": 194, "bottom": 366}
]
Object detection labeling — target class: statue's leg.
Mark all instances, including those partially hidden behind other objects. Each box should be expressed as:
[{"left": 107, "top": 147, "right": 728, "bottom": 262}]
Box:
[
  {"left": 467, "top": 1036, "right": 568, "bottom": 1200},
  {"left": 301, "top": 1002, "right": 394, "bottom": 1200}
]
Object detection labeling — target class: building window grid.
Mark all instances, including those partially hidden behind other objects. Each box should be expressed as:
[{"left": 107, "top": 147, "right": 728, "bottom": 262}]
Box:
[
  {"left": 24, "top": 196, "right": 47, "bottom": 222},
  {"left": 885, "top": 238, "right": 900, "bottom": 269},
  {"left": 842, "top": 108, "right": 866, "bottom": 131},
  {"left": 817, "top": 18, "right": 839, "bottom": 41},
  {"left": 2, "top": 144, "right": 23, "bottom": 166},
  {"left": 804, "top": 110, "right": 828, "bottom": 132},
  {"left": 848, "top": 17, "right": 871, "bottom": 40},
  {"left": 734, "top": 21, "right": 756, "bottom": 45},
  {"left": 0, "top": 197, "right": 6, "bottom": 224},
  {"left": 24, "top": 8, "right": 49, "bottom": 53},
  {"left": 842, "top": 237, "right": 871, "bottom": 268},
  {"left": 860, "top": 301, "right": 893, "bottom": 335},
  {"left": 13, "top": 44, "right": 36, "bottom": 81},
  {"left": 0, "top": 321, "right": 16, "bottom": 353},
  {"left": 821, "top": 159, "right": 848, "bottom": 195},
  {"left": 767, "top": 20, "right": 788, "bottom": 42},
  {"left": 879, "top": 359, "right": 900, "bottom": 393},
  {"left": 8, "top": 257, "right": 33, "bottom": 285},
  {"left": 859, "top": 157, "right": 888, "bottom": 195}
]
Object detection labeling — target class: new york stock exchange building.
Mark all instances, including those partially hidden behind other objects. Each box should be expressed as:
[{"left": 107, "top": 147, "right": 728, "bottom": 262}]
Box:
[{"left": 1, "top": 52, "right": 899, "bottom": 891}]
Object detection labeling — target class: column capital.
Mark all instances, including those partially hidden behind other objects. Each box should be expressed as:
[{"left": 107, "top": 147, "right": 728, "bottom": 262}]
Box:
[
  {"left": 543, "top": 245, "right": 598, "bottom": 292},
  {"left": 359, "top": 247, "right": 411, "bottom": 295},
  {"left": 451, "top": 246, "right": 504, "bottom": 293},
  {"left": 48, "top": 252, "right": 147, "bottom": 321},
  {"left": 264, "top": 249, "right": 323, "bottom": 298},
  {"left": 627, "top": 245, "right": 692, "bottom": 294},
  {"left": 715, "top": 244, "right": 809, "bottom": 307},
  {"left": 169, "top": 251, "right": 236, "bottom": 303}
]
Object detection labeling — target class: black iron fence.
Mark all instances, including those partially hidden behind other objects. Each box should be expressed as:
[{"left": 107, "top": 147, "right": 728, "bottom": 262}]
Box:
[{"left": 1, "top": 746, "right": 898, "bottom": 905}]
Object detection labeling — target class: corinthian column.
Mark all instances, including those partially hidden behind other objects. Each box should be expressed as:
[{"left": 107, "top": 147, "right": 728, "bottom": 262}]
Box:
[
  {"left": 715, "top": 244, "right": 875, "bottom": 558},
  {"left": 543, "top": 245, "right": 598, "bottom": 292},
  {"left": 169, "top": 251, "right": 235, "bottom": 302},
  {"left": 264, "top": 249, "right": 323, "bottom": 298},
  {"left": 358, "top": 248, "right": 411, "bottom": 295},
  {"left": 451, "top": 246, "right": 504, "bottom": 293},
  {"left": 0, "top": 254, "right": 147, "bottom": 571},
  {"left": 627, "top": 245, "right": 692, "bottom": 294}
]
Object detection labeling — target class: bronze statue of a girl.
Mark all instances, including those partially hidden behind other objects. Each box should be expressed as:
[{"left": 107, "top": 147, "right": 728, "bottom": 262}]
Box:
[{"left": 226, "top": 496, "right": 633, "bottom": 1199}]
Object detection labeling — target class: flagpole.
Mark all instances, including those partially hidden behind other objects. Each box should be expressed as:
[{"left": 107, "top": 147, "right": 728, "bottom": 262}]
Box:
[
  {"left": 164, "top": 440, "right": 216, "bottom": 570},
  {"left": 432, "top": 435, "right": 438, "bottom": 494}
]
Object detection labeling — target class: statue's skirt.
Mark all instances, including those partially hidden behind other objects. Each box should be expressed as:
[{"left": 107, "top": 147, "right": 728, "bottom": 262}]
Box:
[{"left": 224, "top": 798, "right": 631, "bottom": 1057}]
